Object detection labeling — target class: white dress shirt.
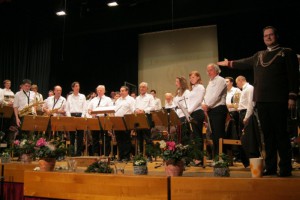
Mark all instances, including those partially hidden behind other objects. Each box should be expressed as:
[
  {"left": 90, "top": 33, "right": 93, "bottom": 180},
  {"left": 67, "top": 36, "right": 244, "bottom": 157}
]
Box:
[
  {"left": 13, "top": 90, "right": 36, "bottom": 111},
  {"left": 66, "top": 93, "right": 86, "bottom": 117},
  {"left": 188, "top": 84, "right": 205, "bottom": 113},
  {"left": 88, "top": 95, "right": 113, "bottom": 117},
  {"left": 43, "top": 96, "right": 66, "bottom": 116},
  {"left": 238, "top": 82, "right": 254, "bottom": 120},
  {"left": 153, "top": 97, "right": 162, "bottom": 111},
  {"left": 134, "top": 93, "right": 155, "bottom": 114},
  {"left": 174, "top": 90, "right": 190, "bottom": 118},
  {"left": 226, "top": 86, "right": 241, "bottom": 112},
  {"left": 114, "top": 95, "right": 135, "bottom": 116},
  {"left": 204, "top": 75, "right": 227, "bottom": 108},
  {"left": 0, "top": 88, "right": 14, "bottom": 105}
]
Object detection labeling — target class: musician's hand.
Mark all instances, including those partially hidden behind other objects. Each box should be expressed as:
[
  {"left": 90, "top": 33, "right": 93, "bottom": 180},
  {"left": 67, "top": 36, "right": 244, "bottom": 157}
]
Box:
[
  {"left": 135, "top": 109, "right": 144, "bottom": 114},
  {"left": 243, "top": 118, "right": 249, "bottom": 126},
  {"left": 288, "top": 99, "right": 295, "bottom": 110},
  {"left": 16, "top": 118, "right": 21, "bottom": 127}
]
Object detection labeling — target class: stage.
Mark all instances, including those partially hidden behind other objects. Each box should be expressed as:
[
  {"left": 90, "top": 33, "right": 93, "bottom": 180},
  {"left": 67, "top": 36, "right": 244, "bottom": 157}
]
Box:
[{"left": 1, "top": 157, "right": 300, "bottom": 200}]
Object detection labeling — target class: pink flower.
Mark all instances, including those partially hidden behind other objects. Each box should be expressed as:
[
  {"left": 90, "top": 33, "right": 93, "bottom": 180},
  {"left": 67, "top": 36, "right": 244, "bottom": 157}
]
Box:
[
  {"left": 167, "top": 141, "right": 176, "bottom": 151},
  {"left": 36, "top": 138, "right": 47, "bottom": 147},
  {"left": 14, "top": 140, "right": 20, "bottom": 145}
]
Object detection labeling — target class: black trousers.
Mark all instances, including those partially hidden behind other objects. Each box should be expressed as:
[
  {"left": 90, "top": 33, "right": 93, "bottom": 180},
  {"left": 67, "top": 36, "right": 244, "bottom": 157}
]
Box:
[
  {"left": 190, "top": 109, "right": 205, "bottom": 157},
  {"left": 256, "top": 102, "right": 292, "bottom": 174},
  {"left": 208, "top": 105, "right": 228, "bottom": 156},
  {"left": 70, "top": 113, "right": 84, "bottom": 156},
  {"left": 115, "top": 130, "right": 131, "bottom": 160}
]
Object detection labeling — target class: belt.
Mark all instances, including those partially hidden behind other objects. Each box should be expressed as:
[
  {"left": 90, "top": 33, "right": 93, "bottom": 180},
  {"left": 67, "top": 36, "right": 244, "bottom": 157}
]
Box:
[{"left": 71, "top": 112, "right": 82, "bottom": 117}]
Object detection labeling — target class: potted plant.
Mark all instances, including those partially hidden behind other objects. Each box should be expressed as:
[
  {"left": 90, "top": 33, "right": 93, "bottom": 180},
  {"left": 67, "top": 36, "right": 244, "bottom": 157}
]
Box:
[
  {"left": 212, "top": 153, "right": 230, "bottom": 177},
  {"left": 33, "top": 136, "right": 67, "bottom": 171},
  {"left": 0, "top": 151, "right": 11, "bottom": 163},
  {"left": 11, "top": 133, "right": 36, "bottom": 163},
  {"left": 85, "top": 160, "right": 114, "bottom": 174},
  {"left": 159, "top": 140, "right": 191, "bottom": 176},
  {"left": 133, "top": 154, "right": 148, "bottom": 175}
]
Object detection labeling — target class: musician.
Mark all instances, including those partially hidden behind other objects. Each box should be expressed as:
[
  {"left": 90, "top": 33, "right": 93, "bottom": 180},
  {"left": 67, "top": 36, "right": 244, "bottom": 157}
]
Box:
[
  {"left": 31, "top": 84, "right": 44, "bottom": 115},
  {"left": 13, "top": 79, "right": 36, "bottom": 127},
  {"left": 188, "top": 71, "right": 205, "bottom": 162},
  {"left": 173, "top": 76, "right": 190, "bottom": 122},
  {"left": 0, "top": 79, "right": 15, "bottom": 143},
  {"left": 134, "top": 82, "right": 155, "bottom": 159},
  {"left": 150, "top": 89, "right": 162, "bottom": 111},
  {"left": 236, "top": 76, "right": 260, "bottom": 167},
  {"left": 0, "top": 80, "right": 14, "bottom": 106},
  {"left": 43, "top": 85, "right": 66, "bottom": 117},
  {"left": 87, "top": 85, "right": 112, "bottom": 156},
  {"left": 114, "top": 86, "right": 135, "bottom": 161},
  {"left": 66, "top": 81, "right": 86, "bottom": 156},
  {"left": 201, "top": 64, "right": 227, "bottom": 155},
  {"left": 164, "top": 92, "right": 176, "bottom": 109}
]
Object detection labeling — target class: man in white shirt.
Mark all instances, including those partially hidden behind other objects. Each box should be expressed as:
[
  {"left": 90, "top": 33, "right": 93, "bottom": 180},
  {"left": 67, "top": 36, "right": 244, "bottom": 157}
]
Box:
[
  {"left": 43, "top": 85, "right": 66, "bottom": 117},
  {"left": 236, "top": 75, "right": 260, "bottom": 167},
  {"left": 87, "top": 85, "right": 112, "bottom": 156},
  {"left": 134, "top": 82, "right": 155, "bottom": 158},
  {"left": 66, "top": 81, "right": 86, "bottom": 156},
  {"left": 0, "top": 80, "right": 14, "bottom": 106},
  {"left": 114, "top": 86, "right": 135, "bottom": 160},
  {"left": 13, "top": 79, "right": 36, "bottom": 127},
  {"left": 202, "top": 63, "right": 227, "bottom": 155},
  {"left": 150, "top": 89, "right": 162, "bottom": 111}
]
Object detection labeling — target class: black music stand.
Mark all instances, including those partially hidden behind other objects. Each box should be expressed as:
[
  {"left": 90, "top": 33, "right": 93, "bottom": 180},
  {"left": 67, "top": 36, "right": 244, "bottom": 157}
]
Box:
[
  {"left": 73, "top": 117, "right": 101, "bottom": 156},
  {"left": 152, "top": 108, "right": 180, "bottom": 139},
  {"left": 0, "top": 105, "right": 14, "bottom": 132},
  {"left": 92, "top": 109, "right": 116, "bottom": 157},
  {"left": 124, "top": 113, "right": 150, "bottom": 155},
  {"left": 21, "top": 115, "right": 50, "bottom": 132},
  {"left": 108, "top": 116, "right": 127, "bottom": 158}
]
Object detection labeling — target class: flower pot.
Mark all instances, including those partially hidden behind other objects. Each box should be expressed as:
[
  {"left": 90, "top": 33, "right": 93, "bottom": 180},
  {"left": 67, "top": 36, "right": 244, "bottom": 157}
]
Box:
[
  {"left": 213, "top": 167, "right": 230, "bottom": 177},
  {"left": 133, "top": 165, "right": 148, "bottom": 175},
  {"left": 165, "top": 160, "right": 184, "bottom": 176},
  {"left": 21, "top": 153, "right": 32, "bottom": 164},
  {"left": 38, "top": 158, "right": 56, "bottom": 171}
]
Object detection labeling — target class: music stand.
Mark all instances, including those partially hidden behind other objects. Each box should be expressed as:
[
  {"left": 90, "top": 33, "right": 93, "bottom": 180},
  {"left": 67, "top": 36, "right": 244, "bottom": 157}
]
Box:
[
  {"left": 73, "top": 117, "right": 101, "bottom": 156},
  {"left": 51, "top": 116, "right": 76, "bottom": 132},
  {"left": 21, "top": 115, "right": 50, "bottom": 132},
  {"left": 0, "top": 105, "right": 14, "bottom": 132},
  {"left": 124, "top": 113, "right": 150, "bottom": 155}
]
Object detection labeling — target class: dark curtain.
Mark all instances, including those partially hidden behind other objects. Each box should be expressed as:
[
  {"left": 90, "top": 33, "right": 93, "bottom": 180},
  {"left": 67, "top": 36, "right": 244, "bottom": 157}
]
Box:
[{"left": 0, "top": 3, "right": 52, "bottom": 97}]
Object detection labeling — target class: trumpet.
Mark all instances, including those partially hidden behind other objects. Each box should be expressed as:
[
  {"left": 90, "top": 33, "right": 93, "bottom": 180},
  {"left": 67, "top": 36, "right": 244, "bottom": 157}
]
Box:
[{"left": 19, "top": 101, "right": 45, "bottom": 117}]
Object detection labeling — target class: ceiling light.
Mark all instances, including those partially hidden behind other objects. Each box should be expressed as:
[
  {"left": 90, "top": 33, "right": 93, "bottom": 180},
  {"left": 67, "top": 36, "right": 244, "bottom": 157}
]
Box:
[
  {"left": 107, "top": 1, "right": 118, "bottom": 7},
  {"left": 56, "top": 10, "right": 66, "bottom": 16}
]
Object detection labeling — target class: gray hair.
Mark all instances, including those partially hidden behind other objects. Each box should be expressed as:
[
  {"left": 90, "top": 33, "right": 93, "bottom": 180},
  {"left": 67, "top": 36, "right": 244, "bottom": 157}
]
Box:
[{"left": 207, "top": 63, "right": 221, "bottom": 74}]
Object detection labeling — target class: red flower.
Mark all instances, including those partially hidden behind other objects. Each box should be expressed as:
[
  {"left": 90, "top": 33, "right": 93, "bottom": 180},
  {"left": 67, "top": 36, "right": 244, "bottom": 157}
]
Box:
[
  {"left": 167, "top": 141, "right": 176, "bottom": 151},
  {"left": 36, "top": 138, "right": 47, "bottom": 147}
]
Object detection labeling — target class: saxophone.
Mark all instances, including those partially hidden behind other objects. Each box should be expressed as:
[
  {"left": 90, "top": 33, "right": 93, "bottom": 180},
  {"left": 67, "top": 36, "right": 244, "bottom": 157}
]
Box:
[
  {"left": 19, "top": 101, "right": 45, "bottom": 117},
  {"left": 43, "top": 100, "right": 64, "bottom": 116}
]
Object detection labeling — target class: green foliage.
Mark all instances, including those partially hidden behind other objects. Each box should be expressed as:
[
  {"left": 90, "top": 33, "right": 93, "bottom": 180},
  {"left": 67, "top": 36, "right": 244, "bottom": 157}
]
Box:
[
  {"left": 133, "top": 154, "right": 147, "bottom": 166},
  {"left": 213, "top": 153, "right": 230, "bottom": 168},
  {"left": 85, "top": 161, "right": 114, "bottom": 173},
  {"left": 11, "top": 133, "right": 37, "bottom": 156},
  {"left": 159, "top": 140, "right": 191, "bottom": 165},
  {"left": 34, "top": 137, "right": 67, "bottom": 160}
]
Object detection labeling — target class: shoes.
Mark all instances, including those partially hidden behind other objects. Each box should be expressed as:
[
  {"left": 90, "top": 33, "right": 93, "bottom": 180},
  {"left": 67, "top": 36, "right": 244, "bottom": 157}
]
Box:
[
  {"left": 277, "top": 171, "right": 292, "bottom": 177},
  {"left": 262, "top": 169, "right": 277, "bottom": 176}
]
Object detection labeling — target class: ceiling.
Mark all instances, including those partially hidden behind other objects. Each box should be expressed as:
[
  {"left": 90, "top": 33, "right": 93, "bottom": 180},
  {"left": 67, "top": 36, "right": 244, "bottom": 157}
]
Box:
[{"left": 1, "top": 0, "right": 300, "bottom": 36}]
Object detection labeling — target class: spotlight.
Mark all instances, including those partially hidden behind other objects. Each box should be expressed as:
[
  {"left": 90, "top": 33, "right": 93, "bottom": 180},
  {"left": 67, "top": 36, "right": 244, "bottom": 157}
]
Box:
[
  {"left": 56, "top": 10, "right": 66, "bottom": 16},
  {"left": 107, "top": 1, "right": 118, "bottom": 7}
]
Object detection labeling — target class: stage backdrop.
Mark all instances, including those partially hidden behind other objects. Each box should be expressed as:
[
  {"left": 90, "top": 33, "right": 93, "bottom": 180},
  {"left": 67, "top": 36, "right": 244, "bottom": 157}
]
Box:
[{"left": 138, "top": 25, "right": 218, "bottom": 103}]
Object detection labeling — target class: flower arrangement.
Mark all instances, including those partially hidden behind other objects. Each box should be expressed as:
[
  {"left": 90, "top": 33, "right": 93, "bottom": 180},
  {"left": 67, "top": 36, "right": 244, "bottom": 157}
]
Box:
[
  {"left": 12, "top": 136, "right": 36, "bottom": 156},
  {"left": 34, "top": 137, "right": 67, "bottom": 160},
  {"left": 133, "top": 154, "right": 147, "bottom": 166},
  {"left": 159, "top": 140, "right": 191, "bottom": 165},
  {"left": 0, "top": 151, "right": 11, "bottom": 163},
  {"left": 85, "top": 161, "right": 114, "bottom": 173}
]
